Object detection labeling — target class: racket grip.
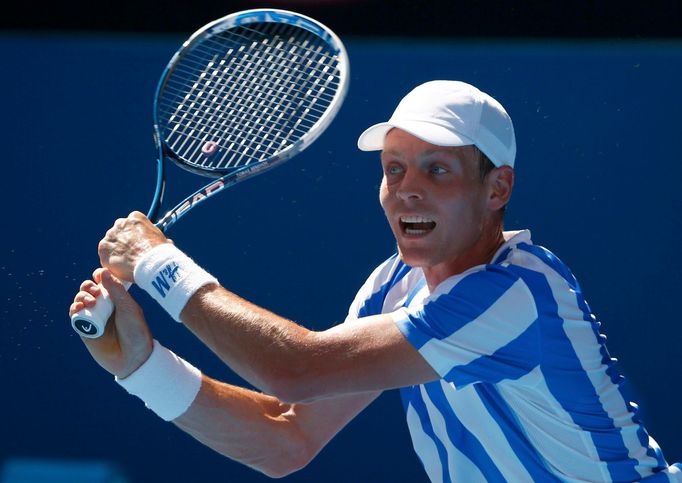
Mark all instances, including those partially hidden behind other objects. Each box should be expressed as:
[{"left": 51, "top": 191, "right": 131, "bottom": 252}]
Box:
[{"left": 71, "top": 281, "right": 132, "bottom": 338}]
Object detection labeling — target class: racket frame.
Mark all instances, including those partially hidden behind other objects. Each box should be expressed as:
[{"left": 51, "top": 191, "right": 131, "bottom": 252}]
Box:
[
  {"left": 71, "top": 8, "right": 349, "bottom": 338},
  {"left": 148, "top": 8, "right": 350, "bottom": 232}
]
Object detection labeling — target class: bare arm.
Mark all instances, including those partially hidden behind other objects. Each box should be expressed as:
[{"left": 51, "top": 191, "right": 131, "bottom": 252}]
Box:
[
  {"left": 180, "top": 284, "right": 438, "bottom": 403},
  {"left": 96, "top": 212, "right": 438, "bottom": 401},
  {"left": 70, "top": 270, "right": 381, "bottom": 478},
  {"left": 175, "top": 378, "right": 380, "bottom": 478}
]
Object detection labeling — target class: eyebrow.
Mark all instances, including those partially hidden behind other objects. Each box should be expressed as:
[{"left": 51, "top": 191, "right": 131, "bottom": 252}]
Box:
[{"left": 381, "top": 147, "right": 460, "bottom": 160}]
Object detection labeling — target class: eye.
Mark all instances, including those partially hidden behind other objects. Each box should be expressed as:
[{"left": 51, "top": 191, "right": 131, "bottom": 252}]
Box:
[
  {"left": 430, "top": 165, "right": 448, "bottom": 174},
  {"left": 386, "top": 164, "right": 404, "bottom": 175}
]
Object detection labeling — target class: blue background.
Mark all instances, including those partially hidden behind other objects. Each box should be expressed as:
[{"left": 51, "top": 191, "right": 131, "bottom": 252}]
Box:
[{"left": 1, "top": 33, "right": 681, "bottom": 481}]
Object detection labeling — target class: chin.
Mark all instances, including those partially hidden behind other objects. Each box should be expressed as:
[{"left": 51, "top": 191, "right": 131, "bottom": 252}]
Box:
[{"left": 397, "top": 246, "right": 435, "bottom": 268}]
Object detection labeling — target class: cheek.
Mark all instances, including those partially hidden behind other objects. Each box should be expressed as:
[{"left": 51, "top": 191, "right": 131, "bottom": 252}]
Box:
[
  {"left": 379, "top": 178, "right": 390, "bottom": 210},
  {"left": 437, "top": 189, "right": 485, "bottom": 226}
]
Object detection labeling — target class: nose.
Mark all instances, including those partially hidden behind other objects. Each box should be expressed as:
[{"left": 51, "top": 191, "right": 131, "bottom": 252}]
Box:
[{"left": 396, "top": 170, "right": 424, "bottom": 201}]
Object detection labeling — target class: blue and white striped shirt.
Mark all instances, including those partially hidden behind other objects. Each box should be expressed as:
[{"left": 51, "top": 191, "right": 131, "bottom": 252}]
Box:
[{"left": 346, "top": 230, "right": 680, "bottom": 482}]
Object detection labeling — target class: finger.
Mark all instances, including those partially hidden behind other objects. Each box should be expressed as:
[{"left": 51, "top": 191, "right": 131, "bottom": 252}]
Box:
[
  {"left": 100, "top": 270, "right": 130, "bottom": 306},
  {"left": 129, "top": 211, "right": 148, "bottom": 221},
  {"left": 97, "top": 240, "right": 114, "bottom": 270},
  {"left": 80, "top": 279, "right": 100, "bottom": 294},
  {"left": 91, "top": 268, "right": 106, "bottom": 284},
  {"left": 69, "top": 301, "right": 84, "bottom": 317},
  {"left": 102, "top": 229, "right": 117, "bottom": 245},
  {"left": 113, "top": 217, "right": 127, "bottom": 229},
  {"left": 100, "top": 269, "right": 149, "bottom": 340},
  {"left": 73, "top": 290, "right": 96, "bottom": 307}
]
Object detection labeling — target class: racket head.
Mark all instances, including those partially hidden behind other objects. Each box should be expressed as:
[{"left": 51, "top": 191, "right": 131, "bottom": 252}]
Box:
[{"left": 153, "top": 9, "right": 349, "bottom": 179}]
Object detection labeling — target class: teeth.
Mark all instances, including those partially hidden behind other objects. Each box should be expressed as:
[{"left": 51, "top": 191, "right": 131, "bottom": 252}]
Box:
[
  {"left": 400, "top": 215, "right": 434, "bottom": 223},
  {"left": 405, "top": 228, "right": 429, "bottom": 235}
]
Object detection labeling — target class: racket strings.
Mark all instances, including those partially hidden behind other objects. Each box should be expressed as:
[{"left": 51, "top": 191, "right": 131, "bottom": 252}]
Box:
[
  {"left": 223, "top": 23, "right": 340, "bottom": 60},
  {"left": 160, "top": 25, "right": 339, "bottom": 149},
  {"left": 163, "top": 37, "right": 340, "bottom": 105},
  {"left": 177, "top": 30, "right": 334, "bottom": 167},
  {"left": 190, "top": 22, "right": 341, "bottom": 82},
  {"left": 199, "top": 25, "right": 340, "bottom": 78},
  {"left": 161, "top": 37, "right": 338, "bottom": 168},
  {"left": 157, "top": 21, "right": 342, "bottom": 171},
  {"left": 175, "top": 22, "right": 336, "bottom": 68},
  {"left": 160, "top": 62, "right": 334, "bottom": 142},
  {"left": 166, "top": 65, "right": 328, "bottom": 168},
  {"left": 162, "top": 83, "right": 330, "bottom": 168},
  {"left": 161, "top": 68, "right": 337, "bottom": 114},
  {"left": 206, "top": 51, "right": 323, "bottom": 169},
  {"left": 219, "top": 30, "right": 335, "bottom": 168}
]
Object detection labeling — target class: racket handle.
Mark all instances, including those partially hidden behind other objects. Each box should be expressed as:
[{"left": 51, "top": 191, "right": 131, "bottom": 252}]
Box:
[{"left": 71, "top": 281, "right": 132, "bottom": 338}]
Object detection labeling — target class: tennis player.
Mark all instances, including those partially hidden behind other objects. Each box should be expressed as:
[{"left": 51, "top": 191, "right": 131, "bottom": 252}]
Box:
[{"left": 70, "top": 80, "right": 681, "bottom": 482}]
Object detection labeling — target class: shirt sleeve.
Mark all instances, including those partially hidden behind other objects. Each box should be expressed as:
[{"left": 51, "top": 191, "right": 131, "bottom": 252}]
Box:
[
  {"left": 392, "top": 265, "right": 540, "bottom": 388},
  {"left": 344, "top": 254, "right": 404, "bottom": 323}
]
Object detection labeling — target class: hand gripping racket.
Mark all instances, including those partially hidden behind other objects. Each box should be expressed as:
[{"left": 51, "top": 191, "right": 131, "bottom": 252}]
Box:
[{"left": 71, "top": 9, "right": 349, "bottom": 338}]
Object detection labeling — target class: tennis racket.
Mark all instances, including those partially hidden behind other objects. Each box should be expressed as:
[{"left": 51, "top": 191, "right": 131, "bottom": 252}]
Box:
[{"left": 71, "top": 8, "right": 349, "bottom": 338}]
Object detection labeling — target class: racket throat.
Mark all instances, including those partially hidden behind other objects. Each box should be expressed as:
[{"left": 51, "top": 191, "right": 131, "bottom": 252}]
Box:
[{"left": 156, "top": 179, "right": 226, "bottom": 231}]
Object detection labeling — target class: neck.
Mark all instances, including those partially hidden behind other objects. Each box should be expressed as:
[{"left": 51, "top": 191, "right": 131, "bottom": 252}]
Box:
[{"left": 422, "top": 225, "right": 506, "bottom": 292}]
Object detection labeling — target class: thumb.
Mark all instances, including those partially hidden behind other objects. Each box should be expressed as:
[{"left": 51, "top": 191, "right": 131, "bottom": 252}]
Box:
[
  {"left": 100, "top": 269, "right": 133, "bottom": 310},
  {"left": 100, "top": 268, "right": 150, "bottom": 341},
  {"left": 88, "top": 269, "right": 152, "bottom": 379}
]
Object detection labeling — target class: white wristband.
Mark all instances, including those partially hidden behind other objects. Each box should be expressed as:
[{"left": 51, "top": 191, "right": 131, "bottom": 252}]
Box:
[
  {"left": 115, "top": 340, "right": 202, "bottom": 421},
  {"left": 133, "top": 243, "right": 218, "bottom": 322}
]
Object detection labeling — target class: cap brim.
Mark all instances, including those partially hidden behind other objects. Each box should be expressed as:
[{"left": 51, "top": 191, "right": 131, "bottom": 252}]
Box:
[{"left": 357, "top": 120, "right": 475, "bottom": 152}]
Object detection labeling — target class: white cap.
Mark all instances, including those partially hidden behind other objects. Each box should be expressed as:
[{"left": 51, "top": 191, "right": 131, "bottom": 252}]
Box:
[{"left": 357, "top": 80, "right": 516, "bottom": 168}]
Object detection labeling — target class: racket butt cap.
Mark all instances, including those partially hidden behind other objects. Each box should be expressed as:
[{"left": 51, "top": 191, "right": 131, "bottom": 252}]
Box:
[{"left": 70, "top": 289, "right": 114, "bottom": 338}]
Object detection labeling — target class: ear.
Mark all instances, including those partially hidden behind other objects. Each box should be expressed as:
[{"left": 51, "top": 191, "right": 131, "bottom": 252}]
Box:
[{"left": 486, "top": 166, "right": 514, "bottom": 211}]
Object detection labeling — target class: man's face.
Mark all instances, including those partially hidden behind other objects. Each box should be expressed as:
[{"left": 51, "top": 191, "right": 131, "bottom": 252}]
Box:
[{"left": 379, "top": 129, "right": 493, "bottom": 275}]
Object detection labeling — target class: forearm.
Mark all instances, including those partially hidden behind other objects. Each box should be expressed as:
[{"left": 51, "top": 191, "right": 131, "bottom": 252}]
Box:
[
  {"left": 179, "top": 284, "right": 435, "bottom": 402},
  {"left": 180, "top": 285, "right": 315, "bottom": 399},
  {"left": 128, "top": 241, "right": 435, "bottom": 400},
  {"left": 113, "top": 340, "right": 356, "bottom": 478},
  {"left": 174, "top": 376, "right": 312, "bottom": 478}
]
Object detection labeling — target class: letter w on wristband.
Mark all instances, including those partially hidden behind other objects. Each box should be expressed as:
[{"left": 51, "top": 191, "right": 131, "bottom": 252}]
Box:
[
  {"left": 134, "top": 243, "right": 218, "bottom": 322},
  {"left": 152, "top": 262, "right": 183, "bottom": 297}
]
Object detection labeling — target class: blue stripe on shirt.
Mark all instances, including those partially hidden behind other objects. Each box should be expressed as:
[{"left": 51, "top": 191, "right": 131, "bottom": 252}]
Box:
[
  {"left": 407, "top": 383, "right": 453, "bottom": 483},
  {"left": 442, "top": 323, "right": 539, "bottom": 387},
  {"left": 407, "top": 266, "right": 520, "bottom": 343},
  {"left": 513, "top": 245, "right": 642, "bottom": 482},
  {"left": 357, "top": 255, "right": 409, "bottom": 318},
  {"left": 492, "top": 246, "right": 512, "bottom": 265},
  {"left": 423, "top": 382, "right": 507, "bottom": 483},
  {"left": 642, "top": 469, "right": 679, "bottom": 483},
  {"left": 474, "top": 384, "right": 564, "bottom": 482}
]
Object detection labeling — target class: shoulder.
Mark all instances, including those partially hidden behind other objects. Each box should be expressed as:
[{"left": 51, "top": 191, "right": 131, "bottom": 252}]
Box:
[
  {"left": 345, "top": 254, "right": 417, "bottom": 320},
  {"left": 433, "top": 263, "right": 528, "bottom": 300},
  {"left": 496, "top": 236, "right": 582, "bottom": 295},
  {"left": 394, "top": 264, "right": 542, "bottom": 383},
  {"left": 420, "top": 264, "right": 538, "bottom": 334}
]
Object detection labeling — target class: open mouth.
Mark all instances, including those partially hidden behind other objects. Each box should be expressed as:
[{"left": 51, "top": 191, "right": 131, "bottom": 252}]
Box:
[{"left": 399, "top": 215, "right": 437, "bottom": 235}]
